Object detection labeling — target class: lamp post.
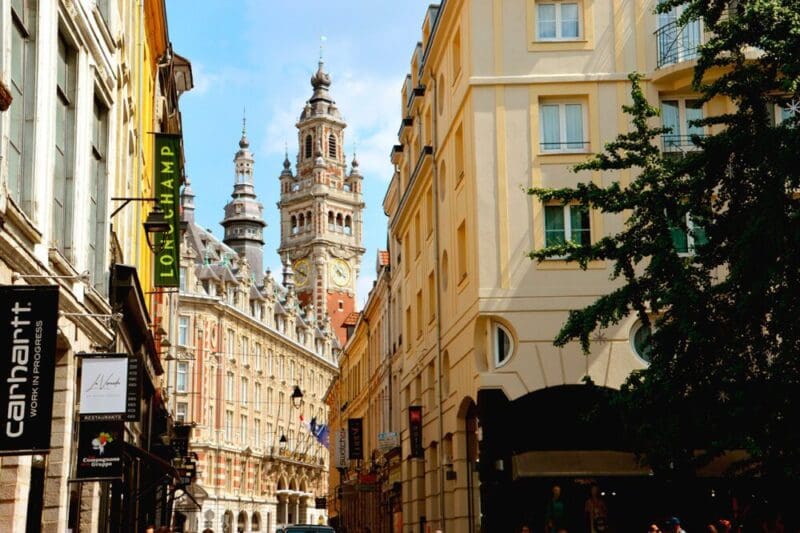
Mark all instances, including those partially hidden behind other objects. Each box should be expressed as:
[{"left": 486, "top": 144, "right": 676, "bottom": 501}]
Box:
[
  {"left": 110, "top": 197, "right": 171, "bottom": 254},
  {"left": 291, "top": 385, "right": 304, "bottom": 409}
]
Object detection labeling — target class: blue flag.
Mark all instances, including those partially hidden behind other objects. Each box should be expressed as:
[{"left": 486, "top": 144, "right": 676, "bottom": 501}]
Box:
[{"left": 309, "top": 417, "right": 330, "bottom": 448}]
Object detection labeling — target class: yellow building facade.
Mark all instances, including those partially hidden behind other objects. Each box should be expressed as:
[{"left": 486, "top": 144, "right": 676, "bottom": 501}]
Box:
[{"left": 376, "top": 1, "right": 744, "bottom": 532}]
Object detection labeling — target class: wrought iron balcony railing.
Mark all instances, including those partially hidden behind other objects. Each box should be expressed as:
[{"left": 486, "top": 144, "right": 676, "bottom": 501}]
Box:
[
  {"left": 656, "top": 18, "right": 702, "bottom": 68},
  {"left": 662, "top": 133, "right": 706, "bottom": 153}
]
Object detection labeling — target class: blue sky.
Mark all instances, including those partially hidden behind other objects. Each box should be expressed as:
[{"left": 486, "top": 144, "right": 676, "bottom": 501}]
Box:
[{"left": 167, "top": 1, "right": 432, "bottom": 307}]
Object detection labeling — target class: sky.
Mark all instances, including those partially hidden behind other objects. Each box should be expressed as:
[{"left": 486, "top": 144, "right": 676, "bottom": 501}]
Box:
[{"left": 167, "top": 1, "right": 433, "bottom": 308}]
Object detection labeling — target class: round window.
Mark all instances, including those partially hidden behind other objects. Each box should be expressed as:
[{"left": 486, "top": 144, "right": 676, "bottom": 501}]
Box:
[
  {"left": 494, "top": 323, "right": 514, "bottom": 367},
  {"left": 631, "top": 322, "right": 653, "bottom": 363}
]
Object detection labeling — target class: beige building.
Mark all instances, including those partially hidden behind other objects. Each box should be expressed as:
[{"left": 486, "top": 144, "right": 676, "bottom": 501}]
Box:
[
  {"left": 375, "top": 1, "right": 755, "bottom": 532},
  {"left": 173, "top": 126, "right": 338, "bottom": 533}
]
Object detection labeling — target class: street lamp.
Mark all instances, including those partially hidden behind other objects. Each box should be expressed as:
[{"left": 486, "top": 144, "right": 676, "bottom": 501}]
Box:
[
  {"left": 279, "top": 434, "right": 288, "bottom": 453},
  {"left": 110, "top": 197, "right": 172, "bottom": 254},
  {"left": 291, "top": 385, "right": 304, "bottom": 409}
]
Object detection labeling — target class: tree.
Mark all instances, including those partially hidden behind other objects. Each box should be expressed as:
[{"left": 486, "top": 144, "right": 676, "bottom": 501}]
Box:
[{"left": 527, "top": 0, "right": 800, "bottom": 479}]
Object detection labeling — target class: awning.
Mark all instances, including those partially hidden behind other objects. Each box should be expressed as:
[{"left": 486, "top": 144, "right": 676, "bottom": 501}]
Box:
[{"left": 513, "top": 450, "right": 649, "bottom": 478}]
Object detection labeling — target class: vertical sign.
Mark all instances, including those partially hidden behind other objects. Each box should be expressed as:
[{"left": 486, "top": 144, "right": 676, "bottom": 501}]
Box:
[
  {"left": 335, "top": 428, "right": 348, "bottom": 468},
  {"left": 0, "top": 285, "right": 59, "bottom": 455},
  {"left": 75, "top": 420, "right": 124, "bottom": 480},
  {"left": 154, "top": 133, "right": 181, "bottom": 287},
  {"left": 126, "top": 355, "right": 140, "bottom": 421},
  {"left": 347, "top": 418, "right": 363, "bottom": 460},
  {"left": 409, "top": 406, "right": 424, "bottom": 459}
]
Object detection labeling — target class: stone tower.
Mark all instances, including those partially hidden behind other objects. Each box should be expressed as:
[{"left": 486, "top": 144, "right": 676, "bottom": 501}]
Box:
[
  {"left": 278, "top": 60, "right": 365, "bottom": 344},
  {"left": 221, "top": 117, "right": 267, "bottom": 285}
]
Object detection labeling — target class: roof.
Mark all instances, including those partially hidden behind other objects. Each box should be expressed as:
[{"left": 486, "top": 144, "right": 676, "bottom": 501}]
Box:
[{"left": 342, "top": 312, "right": 360, "bottom": 327}]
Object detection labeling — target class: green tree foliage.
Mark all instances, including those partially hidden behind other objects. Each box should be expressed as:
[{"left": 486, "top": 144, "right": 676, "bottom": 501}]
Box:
[{"left": 526, "top": 0, "right": 800, "bottom": 478}]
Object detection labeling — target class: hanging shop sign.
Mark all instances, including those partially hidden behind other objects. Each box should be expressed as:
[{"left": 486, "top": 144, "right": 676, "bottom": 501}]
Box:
[
  {"left": 378, "top": 431, "right": 400, "bottom": 452},
  {"left": 75, "top": 420, "right": 124, "bottom": 480},
  {"left": 0, "top": 285, "right": 59, "bottom": 456},
  {"left": 79, "top": 355, "right": 140, "bottom": 421},
  {"left": 335, "top": 429, "right": 348, "bottom": 468},
  {"left": 154, "top": 133, "right": 181, "bottom": 287},
  {"left": 347, "top": 418, "right": 363, "bottom": 460},
  {"left": 409, "top": 406, "right": 424, "bottom": 459}
]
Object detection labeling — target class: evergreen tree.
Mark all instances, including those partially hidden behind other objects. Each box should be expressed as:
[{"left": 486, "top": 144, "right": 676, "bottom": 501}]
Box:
[{"left": 527, "top": 0, "right": 800, "bottom": 478}]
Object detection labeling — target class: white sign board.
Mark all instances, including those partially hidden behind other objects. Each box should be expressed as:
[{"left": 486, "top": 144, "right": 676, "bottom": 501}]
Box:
[
  {"left": 378, "top": 431, "right": 400, "bottom": 452},
  {"left": 335, "top": 429, "right": 348, "bottom": 468},
  {"left": 80, "top": 358, "right": 129, "bottom": 415}
]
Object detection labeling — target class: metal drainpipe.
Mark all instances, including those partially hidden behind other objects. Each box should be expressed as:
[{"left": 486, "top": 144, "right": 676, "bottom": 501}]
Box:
[{"left": 431, "top": 74, "right": 447, "bottom": 533}]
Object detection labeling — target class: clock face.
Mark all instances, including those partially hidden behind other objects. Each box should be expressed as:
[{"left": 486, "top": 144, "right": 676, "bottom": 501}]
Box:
[
  {"left": 330, "top": 258, "right": 351, "bottom": 287},
  {"left": 294, "top": 259, "right": 310, "bottom": 288}
]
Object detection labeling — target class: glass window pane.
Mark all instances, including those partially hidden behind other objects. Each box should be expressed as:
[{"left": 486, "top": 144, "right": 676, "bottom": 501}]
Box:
[
  {"left": 690, "top": 215, "right": 708, "bottom": 248},
  {"left": 670, "top": 226, "right": 689, "bottom": 253},
  {"left": 569, "top": 205, "right": 591, "bottom": 245},
  {"left": 565, "top": 104, "right": 584, "bottom": 149},
  {"left": 633, "top": 324, "right": 653, "bottom": 362},
  {"left": 661, "top": 100, "right": 680, "bottom": 147},
  {"left": 537, "top": 4, "right": 557, "bottom": 38},
  {"left": 685, "top": 100, "right": 704, "bottom": 137},
  {"left": 560, "top": 3, "right": 580, "bottom": 37},
  {"left": 540, "top": 105, "right": 560, "bottom": 150},
  {"left": 545, "top": 206, "right": 566, "bottom": 247}
]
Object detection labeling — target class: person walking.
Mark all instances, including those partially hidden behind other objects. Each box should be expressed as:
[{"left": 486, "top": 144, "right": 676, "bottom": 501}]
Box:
[
  {"left": 545, "top": 484, "right": 567, "bottom": 533},
  {"left": 665, "top": 516, "right": 687, "bottom": 533},
  {"left": 584, "top": 484, "right": 609, "bottom": 532}
]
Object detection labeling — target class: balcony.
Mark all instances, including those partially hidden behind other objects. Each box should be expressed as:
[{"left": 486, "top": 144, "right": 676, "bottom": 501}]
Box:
[
  {"left": 662, "top": 134, "right": 706, "bottom": 153},
  {"left": 655, "top": 18, "right": 702, "bottom": 69}
]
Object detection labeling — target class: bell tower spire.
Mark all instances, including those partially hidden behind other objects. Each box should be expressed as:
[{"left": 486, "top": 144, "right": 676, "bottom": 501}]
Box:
[
  {"left": 277, "top": 58, "right": 365, "bottom": 344},
  {"left": 221, "top": 115, "right": 267, "bottom": 285}
]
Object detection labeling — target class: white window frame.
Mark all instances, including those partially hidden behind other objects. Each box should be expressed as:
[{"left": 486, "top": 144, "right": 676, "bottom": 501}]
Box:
[
  {"left": 225, "top": 410, "right": 234, "bottom": 441},
  {"left": 176, "top": 362, "right": 189, "bottom": 393},
  {"left": 629, "top": 320, "right": 653, "bottom": 364},
  {"left": 660, "top": 98, "right": 705, "bottom": 151},
  {"left": 775, "top": 101, "right": 798, "bottom": 125},
  {"left": 539, "top": 101, "right": 588, "bottom": 153},
  {"left": 544, "top": 204, "right": 592, "bottom": 252},
  {"left": 176, "top": 402, "right": 188, "bottom": 423},
  {"left": 254, "top": 382, "right": 262, "bottom": 411},
  {"left": 226, "top": 372, "right": 234, "bottom": 401},
  {"left": 178, "top": 316, "right": 189, "bottom": 346},
  {"left": 254, "top": 418, "right": 261, "bottom": 448},
  {"left": 241, "top": 377, "right": 248, "bottom": 407},
  {"left": 241, "top": 414, "right": 248, "bottom": 443},
  {"left": 671, "top": 212, "right": 706, "bottom": 257},
  {"left": 492, "top": 322, "right": 515, "bottom": 368},
  {"left": 535, "top": 1, "right": 582, "bottom": 41}
]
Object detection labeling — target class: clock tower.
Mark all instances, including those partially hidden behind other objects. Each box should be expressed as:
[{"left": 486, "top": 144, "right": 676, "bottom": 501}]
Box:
[{"left": 278, "top": 60, "right": 365, "bottom": 344}]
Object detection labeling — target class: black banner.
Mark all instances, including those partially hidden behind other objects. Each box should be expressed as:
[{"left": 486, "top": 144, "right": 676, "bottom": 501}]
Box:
[
  {"left": 409, "top": 405, "right": 423, "bottom": 459},
  {"left": 315, "top": 497, "right": 327, "bottom": 510},
  {"left": 0, "top": 285, "right": 59, "bottom": 455},
  {"left": 347, "top": 418, "right": 363, "bottom": 460},
  {"left": 75, "top": 420, "right": 124, "bottom": 480}
]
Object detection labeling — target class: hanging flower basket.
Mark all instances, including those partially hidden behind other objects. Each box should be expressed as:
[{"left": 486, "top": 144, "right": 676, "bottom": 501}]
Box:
[{"left": 0, "top": 79, "right": 12, "bottom": 111}]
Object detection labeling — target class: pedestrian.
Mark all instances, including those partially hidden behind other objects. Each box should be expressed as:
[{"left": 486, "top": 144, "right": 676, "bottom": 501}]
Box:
[
  {"left": 520, "top": 525, "right": 532, "bottom": 533},
  {"left": 648, "top": 524, "right": 662, "bottom": 533},
  {"left": 665, "top": 516, "right": 687, "bottom": 533},
  {"left": 545, "top": 484, "right": 567, "bottom": 533},
  {"left": 584, "top": 483, "right": 609, "bottom": 532},
  {"left": 716, "top": 519, "right": 731, "bottom": 533},
  {"left": 706, "top": 524, "right": 718, "bottom": 533}
]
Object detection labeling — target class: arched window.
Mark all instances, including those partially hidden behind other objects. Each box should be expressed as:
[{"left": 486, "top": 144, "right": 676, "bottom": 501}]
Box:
[
  {"left": 344, "top": 215, "right": 352, "bottom": 235},
  {"left": 304, "top": 134, "right": 313, "bottom": 159},
  {"left": 328, "top": 133, "right": 337, "bottom": 159},
  {"left": 328, "top": 211, "right": 335, "bottom": 231},
  {"left": 631, "top": 320, "right": 653, "bottom": 363},
  {"left": 336, "top": 213, "right": 343, "bottom": 231},
  {"left": 306, "top": 211, "right": 312, "bottom": 231},
  {"left": 291, "top": 215, "right": 297, "bottom": 235},
  {"left": 493, "top": 322, "right": 514, "bottom": 367}
]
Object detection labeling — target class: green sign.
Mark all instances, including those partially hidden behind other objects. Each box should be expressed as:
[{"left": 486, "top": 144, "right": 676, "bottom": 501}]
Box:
[{"left": 154, "top": 134, "right": 181, "bottom": 287}]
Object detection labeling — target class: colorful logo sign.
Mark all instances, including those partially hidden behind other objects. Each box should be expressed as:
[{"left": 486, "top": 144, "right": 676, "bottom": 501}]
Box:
[{"left": 76, "top": 421, "right": 124, "bottom": 480}]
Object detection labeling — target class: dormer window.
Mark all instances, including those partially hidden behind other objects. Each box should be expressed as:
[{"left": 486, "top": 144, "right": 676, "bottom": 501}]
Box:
[
  {"left": 305, "top": 134, "right": 313, "bottom": 159},
  {"left": 328, "top": 133, "right": 337, "bottom": 159}
]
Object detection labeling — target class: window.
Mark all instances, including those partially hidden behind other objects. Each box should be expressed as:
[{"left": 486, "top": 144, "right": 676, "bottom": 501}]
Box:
[
  {"left": 544, "top": 204, "right": 591, "bottom": 247},
  {"left": 305, "top": 134, "right": 313, "bottom": 158},
  {"left": 416, "top": 290, "right": 423, "bottom": 338},
  {"left": 657, "top": 3, "right": 701, "bottom": 66},
  {"left": 493, "top": 322, "right": 514, "bottom": 367},
  {"left": 53, "top": 34, "right": 77, "bottom": 259},
  {"left": 179, "top": 267, "right": 188, "bottom": 292},
  {"left": 441, "top": 251, "right": 449, "bottom": 291},
  {"left": 670, "top": 213, "right": 708, "bottom": 255},
  {"left": 225, "top": 410, "right": 234, "bottom": 441},
  {"left": 536, "top": 2, "right": 580, "bottom": 40},
  {"left": 540, "top": 102, "right": 586, "bottom": 152},
  {"left": 455, "top": 124, "right": 465, "bottom": 183},
  {"left": 267, "top": 388, "right": 274, "bottom": 416},
  {"left": 242, "top": 337, "right": 249, "bottom": 366},
  {"left": 268, "top": 349, "right": 274, "bottom": 376},
  {"left": 291, "top": 215, "right": 298, "bottom": 235},
  {"left": 176, "top": 402, "right": 188, "bottom": 423},
  {"left": 178, "top": 316, "right": 189, "bottom": 346},
  {"left": 452, "top": 29, "right": 462, "bottom": 78},
  {"left": 776, "top": 102, "right": 797, "bottom": 125},
  {"left": 241, "top": 415, "right": 248, "bottom": 443},
  {"left": 438, "top": 74, "right": 445, "bottom": 113},
  {"left": 225, "top": 458, "right": 233, "bottom": 489},
  {"left": 414, "top": 212, "right": 421, "bottom": 257},
  {"left": 631, "top": 321, "right": 653, "bottom": 363},
  {"left": 255, "top": 382, "right": 262, "bottom": 410},
  {"left": 344, "top": 215, "right": 352, "bottom": 235},
  {"left": 457, "top": 221, "right": 468, "bottom": 281},
  {"left": 226, "top": 372, "right": 234, "bottom": 401},
  {"left": 88, "top": 97, "right": 109, "bottom": 290},
  {"left": 254, "top": 419, "right": 261, "bottom": 448},
  {"left": 8, "top": 0, "right": 37, "bottom": 215},
  {"left": 405, "top": 306, "right": 412, "bottom": 351},
  {"left": 241, "top": 377, "right": 248, "bottom": 406},
  {"left": 176, "top": 362, "right": 188, "bottom": 392},
  {"left": 661, "top": 99, "right": 704, "bottom": 151},
  {"left": 226, "top": 329, "right": 235, "bottom": 357},
  {"left": 328, "top": 211, "right": 335, "bottom": 231},
  {"left": 328, "top": 133, "right": 337, "bottom": 159},
  {"left": 428, "top": 271, "right": 436, "bottom": 323},
  {"left": 255, "top": 343, "right": 262, "bottom": 371}
]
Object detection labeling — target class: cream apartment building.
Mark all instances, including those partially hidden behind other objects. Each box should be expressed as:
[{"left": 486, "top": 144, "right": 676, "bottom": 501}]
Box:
[{"left": 381, "top": 0, "right": 757, "bottom": 532}]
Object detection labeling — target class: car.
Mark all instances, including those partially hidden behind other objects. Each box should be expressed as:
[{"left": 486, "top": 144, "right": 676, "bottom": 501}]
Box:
[{"left": 275, "top": 525, "right": 335, "bottom": 533}]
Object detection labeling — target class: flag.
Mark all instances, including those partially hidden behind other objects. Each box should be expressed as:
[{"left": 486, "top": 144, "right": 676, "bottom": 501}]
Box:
[{"left": 309, "top": 417, "right": 330, "bottom": 448}]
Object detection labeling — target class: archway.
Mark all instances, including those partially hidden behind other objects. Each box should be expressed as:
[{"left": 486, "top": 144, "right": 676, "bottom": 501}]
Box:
[
  {"left": 237, "top": 511, "right": 247, "bottom": 533},
  {"left": 251, "top": 511, "right": 261, "bottom": 532},
  {"left": 222, "top": 510, "right": 234, "bottom": 533}
]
